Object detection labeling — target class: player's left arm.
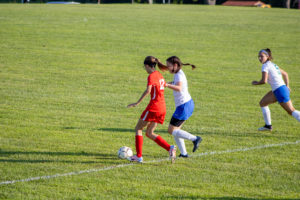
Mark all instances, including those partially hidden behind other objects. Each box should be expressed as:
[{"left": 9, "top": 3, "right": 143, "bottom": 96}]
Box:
[
  {"left": 280, "top": 68, "right": 290, "bottom": 90},
  {"left": 166, "top": 81, "right": 182, "bottom": 92}
]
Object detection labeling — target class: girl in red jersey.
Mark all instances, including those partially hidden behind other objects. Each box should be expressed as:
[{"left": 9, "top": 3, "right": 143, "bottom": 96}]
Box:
[{"left": 127, "top": 56, "right": 176, "bottom": 163}]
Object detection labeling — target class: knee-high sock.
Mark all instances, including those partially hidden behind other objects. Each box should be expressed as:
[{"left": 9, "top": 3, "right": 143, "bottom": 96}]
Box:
[
  {"left": 154, "top": 135, "right": 170, "bottom": 151},
  {"left": 172, "top": 129, "right": 197, "bottom": 141},
  {"left": 261, "top": 106, "right": 271, "bottom": 125},
  {"left": 135, "top": 135, "right": 143, "bottom": 158},
  {"left": 174, "top": 136, "right": 187, "bottom": 156},
  {"left": 292, "top": 110, "right": 300, "bottom": 122}
]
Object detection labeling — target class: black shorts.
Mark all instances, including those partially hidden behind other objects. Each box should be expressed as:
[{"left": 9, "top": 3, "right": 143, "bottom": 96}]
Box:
[{"left": 170, "top": 117, "right": 185, "bottom": 127}]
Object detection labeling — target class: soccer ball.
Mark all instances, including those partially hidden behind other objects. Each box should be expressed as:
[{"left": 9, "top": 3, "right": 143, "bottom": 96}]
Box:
[{"left": 118, "top": 146, "right": 133, "bottom": 159}]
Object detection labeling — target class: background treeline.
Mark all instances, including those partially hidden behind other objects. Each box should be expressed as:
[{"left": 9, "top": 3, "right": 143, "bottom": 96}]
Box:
[
  {"left": 1, "top": 0, "right": 218, "bottom": 3},
  {"left": 0, "top": 0, "right": 297, "bottom": 9}
]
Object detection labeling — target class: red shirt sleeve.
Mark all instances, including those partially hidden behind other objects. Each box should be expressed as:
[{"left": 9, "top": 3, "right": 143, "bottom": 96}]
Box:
[{"left": 147, "top": 73, "right": 154, "bottom": 86}]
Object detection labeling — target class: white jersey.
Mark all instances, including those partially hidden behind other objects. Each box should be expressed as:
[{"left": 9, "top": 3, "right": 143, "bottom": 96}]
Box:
[
  {"left": 173, "top": 69, "right": 192, "bottom": 107},
  {"left": 261, "top": 61, "right": 285, "bottom": 91}
]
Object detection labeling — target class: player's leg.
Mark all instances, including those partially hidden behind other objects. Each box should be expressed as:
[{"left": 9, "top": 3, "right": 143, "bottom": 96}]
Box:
[
  {"left": 146, "top": 122, "right": 171, "bottom": 151},
  {"left": 258, "top": 90, "right": 277, "bottom": 131},
  {"left": 169, "top": 123, "right": 188, "bottom": 157},
  {"left": 129, "top": 118, "right": 149, "bottom": 163},
  {"left": 174, "top": 137, "right": 188, "bottom": 157},
  {"left": 143, "top": 111, "right": 171, "bottom": 151},
  {"left": 280, "top": 101, "right": 300, "bottom": 122},
  {"left": 135, "top": 118, "right": 149, "bottom": 135},
  {"left": 169, "top": 122, "right": 197, "bottom": 141},
  {"left": 146, "top": 122, "right": 176, "bottom": 163},
  {"left": 144, "top": 111, "right": 176, "bottom": 163},
  {"left": 169, "top": 99, "right": 201, "bottom": 153},
  {"left": 145, "top": 121, "right": 158, "bottom": 140},
  {"left": 280, "top": 100, "right": 295, "bottom": 115},
  {"left": 274, "top": 85, "right": 300, "bottom": 122},
  {"left": 168, "top": 119, "right": 201, "bottom": 154}
]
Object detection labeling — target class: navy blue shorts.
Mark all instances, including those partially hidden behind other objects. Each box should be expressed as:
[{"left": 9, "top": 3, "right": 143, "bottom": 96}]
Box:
[{"left": 273, "top": 85, "right": 290, "bottom": 103}]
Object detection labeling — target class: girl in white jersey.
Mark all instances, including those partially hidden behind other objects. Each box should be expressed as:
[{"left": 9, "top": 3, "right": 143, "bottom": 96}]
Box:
[
  {"left": 252, "top": 49, "right": 300, "bottom": 131},
  {"left": 161, "top": 56, "right": 202, "bottom": 157}
]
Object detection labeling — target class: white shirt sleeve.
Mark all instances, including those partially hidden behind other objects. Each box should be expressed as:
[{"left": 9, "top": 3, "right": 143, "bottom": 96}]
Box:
[
  {"left": 261, "top": 63, "right": 269, "bottom": 73},
  {"left": 172, "top": 69, "right": 191, "bottom": 107},
  {"left": 174, "top": 72, "right": 183, "bottom": 84},
  {"left": 260, "top": 61, "right": 285, "bottom": 91}
]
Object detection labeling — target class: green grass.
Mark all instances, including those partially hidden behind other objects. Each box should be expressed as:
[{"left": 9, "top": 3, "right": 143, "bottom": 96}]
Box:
[{"left": 0, "top": 4, "right": 300, "bottom": 199}]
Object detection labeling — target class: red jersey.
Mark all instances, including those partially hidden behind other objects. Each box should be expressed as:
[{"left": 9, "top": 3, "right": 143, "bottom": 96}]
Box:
[{"left": 145, "top": 71, "right": 166, "bottom": 113}]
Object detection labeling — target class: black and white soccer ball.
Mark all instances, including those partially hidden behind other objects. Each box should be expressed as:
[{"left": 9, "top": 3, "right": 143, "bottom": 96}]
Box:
[{"left": 118, "top": 146, "right": 133, "bottom": 159}]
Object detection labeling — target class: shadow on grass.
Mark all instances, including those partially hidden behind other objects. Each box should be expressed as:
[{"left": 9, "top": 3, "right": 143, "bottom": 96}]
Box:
[
  {"left": 0, "top": 150, "right": 118, "bottom": 164},
  {"left": 94, "top": 127, "right": 278, "bottom": 138},
  {"left": 161, "top": 196, "right": 300, "bottom": 200},
  {"left": 0, "top": 150, "right": 112, "bottom": 157},
  {"left": 0, "top": 159, "right": 103, "bottom": 164},
  {"left": 63, "top": 126, "right": 134, "bottom": 132},
  {"left": 63, "top": 127, "right": 295, "bottom": 140},
  {"left": 96, "top": 127, "right": 135, "bottom": 133},
  {"left": 96, "top": 127, "right": 169, "bottom": 134},
  {"left": 63, "top": 127, "right": 169, "bottom": 134},
  {"left": 195, "top": 129, "right": 299, "bottom": 140},
  {"left": 63, "top": 127, "right": 136, "bottom": 132}
]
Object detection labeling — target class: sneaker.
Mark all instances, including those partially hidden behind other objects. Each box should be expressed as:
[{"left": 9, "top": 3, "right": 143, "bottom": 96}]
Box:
[
  {"left": 179, "top": 154, "right": 189, "bottom": 158},
  {"left": 192, "top": 136, "right": 202, "bottom": 152},
  {"left": 127, "top": 155, "right": 143, "bottom": 163},
  {"left": 258, "top": 125, "right": 272, "bottom": 131},
  {"left": 169, "top": 145, "right": 176, "bottom": 164}
]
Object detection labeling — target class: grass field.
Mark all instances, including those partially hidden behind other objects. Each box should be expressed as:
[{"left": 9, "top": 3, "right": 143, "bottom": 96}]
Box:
[{"left": 0, "top": 4, "right": 300, "bottom": 199}]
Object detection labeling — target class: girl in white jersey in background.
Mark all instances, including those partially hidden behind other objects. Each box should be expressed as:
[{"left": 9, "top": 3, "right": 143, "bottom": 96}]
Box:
[
  {"left": 252, "top": 48, "right": 300, "bottom": 131},
  {"left": 160, "top": 56, "right": 202, "bottom": 158}
]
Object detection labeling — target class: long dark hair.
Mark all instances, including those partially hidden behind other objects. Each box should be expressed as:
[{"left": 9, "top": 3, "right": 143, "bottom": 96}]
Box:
[
  {"left": 144, "top": 56, "right": 169, "bottom": 71},
  {"left": 166, "top": 56, "right": 196, "bottom": 73}
]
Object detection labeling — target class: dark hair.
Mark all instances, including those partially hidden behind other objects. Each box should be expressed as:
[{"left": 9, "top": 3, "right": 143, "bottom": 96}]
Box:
[
  {"left": 263, "top": 48, "right": 273, "bottom": 61},
  {"left": 144, "top": 56, "right": 168, "bottom": 71},
  {"left": 144, "top": 56, "right": 157, "bottom": 68},
  {"left": 166, "top": 56, "right": 196, "bottom": 73}
]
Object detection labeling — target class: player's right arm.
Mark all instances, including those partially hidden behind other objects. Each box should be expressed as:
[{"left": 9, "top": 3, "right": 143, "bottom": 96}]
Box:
[
  {"left": 127, "top": 85, "right": 152, "bottom": 108},
  {"left": 252, "top": 72, "right": 268, "bottom": 85},
  {"left": 166, "top": 81, "right": 182, "bottom": 92}
]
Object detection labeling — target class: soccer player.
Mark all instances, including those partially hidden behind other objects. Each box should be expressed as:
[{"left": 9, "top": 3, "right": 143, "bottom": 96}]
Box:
[
  {"left": 127, "top": 56, "right": 176, "bottom": 163},
  {"left": 159, "top": 56, "right": 202, "bottom": 158},
  {"left": 252, "top": 48, "right": 300, "bottom": 131}
]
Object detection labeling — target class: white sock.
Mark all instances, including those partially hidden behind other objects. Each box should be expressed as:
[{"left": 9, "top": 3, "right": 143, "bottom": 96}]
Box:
[
  {"left": 172, "top": 129, "right": 197, "bottom": 141},
  {"left": 261, "top": 106, "right": 271, "bottom": 125},
  {"left": 292, "top": 110, "right": 300, "bottom": 122},
  {"left": 174, "top": 136, "right": 187, "bottom": 156}
]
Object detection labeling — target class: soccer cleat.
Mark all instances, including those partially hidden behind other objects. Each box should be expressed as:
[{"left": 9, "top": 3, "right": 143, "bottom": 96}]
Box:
[
  {"left": 258, "top": 125, "right": 272, "bottom": 131},
  {"left": 179, "top": 154, "right": 189, "bottom": 158},
  {"left": 169, "top": 145, "right": 177, "bottom": 164},
  {"left": 127, "top": 155, "right": 143, "bottom": 163},
  {"left": 192, "top": 136, "right": 202, "bottom": 152}
]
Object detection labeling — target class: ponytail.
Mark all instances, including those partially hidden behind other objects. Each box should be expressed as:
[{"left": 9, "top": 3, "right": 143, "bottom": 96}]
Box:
[
  {"left": 182, "top": 63, "right": 196, "bottom": 70},
  {"left": 265, "top": 48, "right": 273, "bottom": 61},
  {"left": 155, "top": 58, "right": 168, "bottom": 71},
  {"left": 166, "top": 56, "right": 196, "bottom": 71}
]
